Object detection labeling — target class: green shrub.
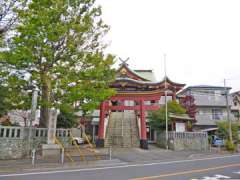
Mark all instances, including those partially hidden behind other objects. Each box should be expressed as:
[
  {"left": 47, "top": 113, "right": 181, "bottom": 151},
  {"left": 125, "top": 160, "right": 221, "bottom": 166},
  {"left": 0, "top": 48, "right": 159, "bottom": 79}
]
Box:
[
  {"left": 225, "top": 139, "right": 236, "bottom": 152},
  {"left": 208, "top": 135, "right": 213, "bottom": 144},
  {"left": 149, "top": 100, "right": 186, "bottom": 130},
  {"left": 57, "top": 107, "right": 77, "bottom": 128},
  {"left": 216, "top": 121, "right": 239, "bottom": 143}
]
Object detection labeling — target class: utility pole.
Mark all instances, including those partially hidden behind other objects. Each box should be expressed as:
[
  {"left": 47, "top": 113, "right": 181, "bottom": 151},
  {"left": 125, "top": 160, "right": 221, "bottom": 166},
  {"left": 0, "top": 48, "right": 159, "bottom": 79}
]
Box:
[
  {"left": 164, "top": 54, "right": 168, "bottom": 150},
  {"left": 28, "top": 87, "right": 38, "bottom": 152},
  {"left": 30, "top": 88, "right": 38, "bottom": 127},
  {"left": 224, "top": 79, "right": 233, "bottom": 143}
]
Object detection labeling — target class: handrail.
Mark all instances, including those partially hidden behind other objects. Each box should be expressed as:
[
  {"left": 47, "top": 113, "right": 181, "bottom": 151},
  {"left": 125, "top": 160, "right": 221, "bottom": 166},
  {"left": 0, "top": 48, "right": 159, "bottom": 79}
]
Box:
[
  {"left": 78, "top": 125, "right": 101, "bottom": 160},
  {"left": 69, "top": 131, "right": 85, "bottom": 161}
]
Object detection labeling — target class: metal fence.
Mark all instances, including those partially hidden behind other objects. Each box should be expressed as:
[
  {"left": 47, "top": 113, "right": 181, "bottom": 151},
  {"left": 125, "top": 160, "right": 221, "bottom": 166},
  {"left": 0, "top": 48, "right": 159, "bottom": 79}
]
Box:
[{"left": 29, "top": 146, "right": 111, "bottom": 166}]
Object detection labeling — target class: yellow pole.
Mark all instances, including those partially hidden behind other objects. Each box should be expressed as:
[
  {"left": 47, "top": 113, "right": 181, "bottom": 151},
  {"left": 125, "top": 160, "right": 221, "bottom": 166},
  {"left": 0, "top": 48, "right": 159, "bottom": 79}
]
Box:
[{"left": 69, "top": 131, "right": 85, "bottom": 161}]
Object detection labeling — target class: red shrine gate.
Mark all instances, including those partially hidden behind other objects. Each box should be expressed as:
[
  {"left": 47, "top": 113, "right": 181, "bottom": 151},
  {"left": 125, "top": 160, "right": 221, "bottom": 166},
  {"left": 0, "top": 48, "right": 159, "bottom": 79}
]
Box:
[{"left": 96, "top": 61, "right": 185, "bottom": 149}]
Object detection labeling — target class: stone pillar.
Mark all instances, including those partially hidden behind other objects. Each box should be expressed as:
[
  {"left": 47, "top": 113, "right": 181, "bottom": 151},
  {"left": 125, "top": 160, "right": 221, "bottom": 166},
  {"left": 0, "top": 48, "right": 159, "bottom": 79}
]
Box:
[
  {"left": 140, "top": 99, "right": 148, "bottom": 149},
  {"left": 96, "top": 102, "right": 105, "bottom": 148},
  {"left": 41, "top": 108, "right": 60, "bottom": 157},
  {"left": 47, "top": 108, "right": 59, "bottom": 144}
]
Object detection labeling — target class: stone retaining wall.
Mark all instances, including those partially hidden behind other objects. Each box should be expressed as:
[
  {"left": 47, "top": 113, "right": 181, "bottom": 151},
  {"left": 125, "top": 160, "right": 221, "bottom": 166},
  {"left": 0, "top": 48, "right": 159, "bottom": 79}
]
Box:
[
  {"left": 157, "top": 131, "right": 209, "bottom": 151},
  {"left": 0, "top": 126, "right": 71, "bottom": 159}
]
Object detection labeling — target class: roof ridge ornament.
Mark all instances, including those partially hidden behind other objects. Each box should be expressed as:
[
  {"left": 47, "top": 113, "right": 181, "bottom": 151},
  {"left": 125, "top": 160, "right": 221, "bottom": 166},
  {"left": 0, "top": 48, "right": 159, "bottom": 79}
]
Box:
[{"left": 119, "top": 57, "right": 130, "bottom": 66}]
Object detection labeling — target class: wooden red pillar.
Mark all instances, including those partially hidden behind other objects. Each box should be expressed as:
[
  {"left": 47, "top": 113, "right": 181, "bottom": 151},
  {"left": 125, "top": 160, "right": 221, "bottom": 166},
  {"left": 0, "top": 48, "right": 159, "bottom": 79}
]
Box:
[
  {"left": 140, "top": 99, "right": 148, "bottom": 149},
  {"left": 96, "top": 102, "right": 105, "bottom": 147}
]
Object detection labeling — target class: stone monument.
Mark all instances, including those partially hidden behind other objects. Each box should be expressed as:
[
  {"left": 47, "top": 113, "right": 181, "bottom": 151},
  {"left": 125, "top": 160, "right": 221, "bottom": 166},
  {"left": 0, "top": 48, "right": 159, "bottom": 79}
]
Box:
[{"left": 41, "top": 108, "right": 61, "bottom": 157}]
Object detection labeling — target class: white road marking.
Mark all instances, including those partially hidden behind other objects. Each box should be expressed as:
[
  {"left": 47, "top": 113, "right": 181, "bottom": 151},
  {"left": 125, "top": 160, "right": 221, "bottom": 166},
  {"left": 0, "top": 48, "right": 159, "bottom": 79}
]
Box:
[
  {"left": 215, "top": 174, "right": 230, "bottom": 179},
  {"left": 202, "top": 177, "right": 219, "bottom": 180},
  {"left": 194, "top": 174, "right": 231, "bottom": 180},
  {"left": 0, "top": 154, "right": 240, "bottom": 177},
  {"left": 215, "top": 174, "right": 231, "bottom": 179},
  {"left": 233, "top": 170, "right": 240, "bottom": 174}
]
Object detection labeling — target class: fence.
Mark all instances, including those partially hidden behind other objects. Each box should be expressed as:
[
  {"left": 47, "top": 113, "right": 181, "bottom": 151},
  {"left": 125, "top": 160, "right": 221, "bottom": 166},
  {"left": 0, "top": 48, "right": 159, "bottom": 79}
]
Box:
[
  {"left": 157, "top": 131, "right": 209, "bottom": 151},
  {"left": 0, "top": 127, "right": 71, "bottom": 139},
  {"left": 0, "top": 126, "right": 72, "bottom": 159}
]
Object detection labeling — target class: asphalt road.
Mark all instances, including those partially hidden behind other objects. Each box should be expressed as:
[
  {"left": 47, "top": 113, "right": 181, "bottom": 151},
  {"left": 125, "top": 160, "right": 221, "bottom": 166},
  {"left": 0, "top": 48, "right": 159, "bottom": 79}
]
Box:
[{"left": 1, "top": 155, "right": 240, "bottom": 180}]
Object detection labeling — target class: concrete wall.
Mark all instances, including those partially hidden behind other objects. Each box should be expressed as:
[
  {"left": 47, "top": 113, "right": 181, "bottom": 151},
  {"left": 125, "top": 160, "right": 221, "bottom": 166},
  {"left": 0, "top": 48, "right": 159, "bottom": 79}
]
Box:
[
  {"left": 157, "top": 131, "right": 209, "bottom": 151},
  {"left": 0, "top": 139, "right": 28, "bottom": 159},
  {"left": 0, "top": 126, "right": 71, "bottom": 159}
]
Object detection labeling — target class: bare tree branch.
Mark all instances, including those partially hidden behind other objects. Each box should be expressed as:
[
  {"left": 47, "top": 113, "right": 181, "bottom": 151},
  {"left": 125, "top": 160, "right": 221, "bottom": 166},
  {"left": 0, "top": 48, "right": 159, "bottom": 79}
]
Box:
[{"left": 0, "top": 0, "right": 27, "bottom": 35}]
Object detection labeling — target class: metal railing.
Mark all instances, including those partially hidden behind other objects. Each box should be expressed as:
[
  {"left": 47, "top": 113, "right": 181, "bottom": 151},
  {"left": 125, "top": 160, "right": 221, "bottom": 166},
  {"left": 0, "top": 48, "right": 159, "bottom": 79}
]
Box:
[{"left": 29, "top": 146, "right": 111, "bottom": 167}]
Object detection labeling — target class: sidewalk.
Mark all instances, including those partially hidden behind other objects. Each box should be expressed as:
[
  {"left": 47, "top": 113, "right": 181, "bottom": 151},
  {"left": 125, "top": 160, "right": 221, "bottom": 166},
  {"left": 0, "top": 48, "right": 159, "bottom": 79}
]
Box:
[
  {"left": 0, "top": 158, "right": 125, "bottom": 174},
  {"left": 99, "top": 145, "right": 234, "bottom": 163},
  {"left": 0, "top": 145, "right": 238, "bottom": 174}
]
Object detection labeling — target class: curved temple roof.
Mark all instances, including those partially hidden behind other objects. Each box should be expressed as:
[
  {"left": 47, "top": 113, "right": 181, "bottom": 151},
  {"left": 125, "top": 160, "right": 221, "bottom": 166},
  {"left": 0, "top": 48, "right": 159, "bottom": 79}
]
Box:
[
  {"left": 113, "top": 61, "right": 185, "bottom": 93},
  {"left": 115, "top": 77, "right": 185, "bottom": 87}
]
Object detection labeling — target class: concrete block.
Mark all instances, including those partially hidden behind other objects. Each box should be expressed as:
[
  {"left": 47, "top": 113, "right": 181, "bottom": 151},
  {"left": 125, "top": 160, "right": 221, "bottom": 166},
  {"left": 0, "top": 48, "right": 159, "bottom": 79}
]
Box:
[{"left": 41, "top": 144, "right": 60, "bottom": 157}]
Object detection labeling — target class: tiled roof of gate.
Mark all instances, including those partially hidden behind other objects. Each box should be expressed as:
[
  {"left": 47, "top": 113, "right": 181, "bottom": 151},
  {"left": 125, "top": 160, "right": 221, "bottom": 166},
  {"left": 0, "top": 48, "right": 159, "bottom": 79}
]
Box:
[{"left": 134, "top": 70, "right": 157, "bottom": 82}]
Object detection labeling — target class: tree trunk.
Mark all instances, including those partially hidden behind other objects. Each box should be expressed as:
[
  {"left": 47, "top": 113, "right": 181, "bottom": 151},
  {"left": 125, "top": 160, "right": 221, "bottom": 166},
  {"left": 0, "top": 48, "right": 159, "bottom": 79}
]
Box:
[{"left": 39, "top": 72, "right": 51, "bottom": 127}]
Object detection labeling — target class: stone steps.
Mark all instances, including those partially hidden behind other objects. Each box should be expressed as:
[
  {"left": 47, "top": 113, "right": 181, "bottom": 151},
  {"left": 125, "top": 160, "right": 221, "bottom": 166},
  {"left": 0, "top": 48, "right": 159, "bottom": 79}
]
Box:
[{"left": 105, "top": 111, "right": 140, "bottom": 148}]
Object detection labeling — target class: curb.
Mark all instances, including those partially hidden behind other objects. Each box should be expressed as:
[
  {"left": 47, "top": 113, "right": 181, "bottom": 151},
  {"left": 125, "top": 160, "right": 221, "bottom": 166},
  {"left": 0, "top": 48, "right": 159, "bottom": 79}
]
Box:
[
  {"left": 188, "top": 152, "right": 240, "bottom": 159},
  {"left": 0, "top": 159, "right": 127, "bottom": 174}
]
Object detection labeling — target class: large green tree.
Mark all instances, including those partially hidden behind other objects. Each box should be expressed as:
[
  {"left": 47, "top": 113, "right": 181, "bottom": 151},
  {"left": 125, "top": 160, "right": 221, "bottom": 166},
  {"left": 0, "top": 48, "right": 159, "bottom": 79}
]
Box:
[
  {"left": 1, "top": 0, "right": 115, "bottom": 127},
  {"left": 0, "top": 0, "right": 29, "bottom": 117},
  {"left": 0, "top": 0, "right": 23, "bottom": 43},
  {"left": 149, "top": 100, "right": 186, "bottom": 130},
  {"left": 57, "top": 106, "right": 77, "bottom": 128},
  {"left": 0, "top": 86, "right": 9, "bottom": 116}
]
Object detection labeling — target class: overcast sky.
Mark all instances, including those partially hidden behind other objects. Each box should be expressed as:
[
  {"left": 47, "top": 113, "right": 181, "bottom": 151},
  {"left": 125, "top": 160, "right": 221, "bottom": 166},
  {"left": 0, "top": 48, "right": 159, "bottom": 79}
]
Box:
[{"left": 97, "top": 0, "right": 240, "bottom": 92}]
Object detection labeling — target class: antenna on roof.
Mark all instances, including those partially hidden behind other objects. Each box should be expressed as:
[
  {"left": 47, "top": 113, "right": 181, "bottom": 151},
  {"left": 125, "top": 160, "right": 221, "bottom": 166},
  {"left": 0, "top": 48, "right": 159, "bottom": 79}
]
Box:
[{"left": 119, "top": 57, "right": 130, "bottom": 66}]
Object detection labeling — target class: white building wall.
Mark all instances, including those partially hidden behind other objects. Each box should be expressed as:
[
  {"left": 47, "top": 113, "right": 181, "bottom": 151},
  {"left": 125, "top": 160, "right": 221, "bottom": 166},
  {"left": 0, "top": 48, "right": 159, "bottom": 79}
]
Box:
[{"left": 195, "top": 107, "right": 234, "bottom": 125}]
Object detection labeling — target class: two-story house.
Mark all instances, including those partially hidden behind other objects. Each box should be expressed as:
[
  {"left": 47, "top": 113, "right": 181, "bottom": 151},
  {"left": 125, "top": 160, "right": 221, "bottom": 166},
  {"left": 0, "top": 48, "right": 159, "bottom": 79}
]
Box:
[
  {"left": 178, "top": 85, "right": 234, "bottom": 131},
  {"left": 231, "top": 91, "right": 240, "bottom": 122}
]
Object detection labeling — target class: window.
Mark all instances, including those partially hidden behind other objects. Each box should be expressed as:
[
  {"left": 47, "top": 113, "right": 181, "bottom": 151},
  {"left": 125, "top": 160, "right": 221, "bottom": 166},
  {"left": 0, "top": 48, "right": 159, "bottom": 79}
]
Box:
[{"left": 212, "top": 109, "right": 223, "bottom": 120}]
